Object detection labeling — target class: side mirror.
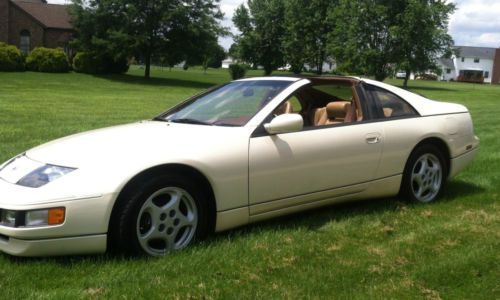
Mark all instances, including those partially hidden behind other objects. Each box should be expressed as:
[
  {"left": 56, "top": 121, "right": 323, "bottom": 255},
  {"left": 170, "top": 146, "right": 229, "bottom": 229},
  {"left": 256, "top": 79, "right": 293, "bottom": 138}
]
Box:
[{"left": 264, "top": 113, "right": 303, "bottom": 135}]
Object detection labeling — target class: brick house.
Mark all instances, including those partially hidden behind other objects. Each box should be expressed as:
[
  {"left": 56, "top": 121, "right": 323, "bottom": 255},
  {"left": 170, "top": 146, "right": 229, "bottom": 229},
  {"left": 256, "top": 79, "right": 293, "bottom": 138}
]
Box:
[{"left": 0, "top": 0, "right": 73, "bottom": 54}]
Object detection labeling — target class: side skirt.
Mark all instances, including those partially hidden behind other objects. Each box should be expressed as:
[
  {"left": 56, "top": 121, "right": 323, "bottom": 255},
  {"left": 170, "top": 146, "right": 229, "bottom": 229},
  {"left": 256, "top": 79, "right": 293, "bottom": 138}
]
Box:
[{"left": 214, "top": 174, "right": 402, "bottom": 232}]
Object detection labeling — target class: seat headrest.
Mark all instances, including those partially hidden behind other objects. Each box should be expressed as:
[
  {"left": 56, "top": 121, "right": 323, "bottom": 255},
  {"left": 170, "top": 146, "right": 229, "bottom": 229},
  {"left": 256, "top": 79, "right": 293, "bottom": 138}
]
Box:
[
  {"left": 274, "top": 101, "right": 293, "bottom": 115},
  {"left": 326, "top": 101, "right": 351, "bottom": 119}
]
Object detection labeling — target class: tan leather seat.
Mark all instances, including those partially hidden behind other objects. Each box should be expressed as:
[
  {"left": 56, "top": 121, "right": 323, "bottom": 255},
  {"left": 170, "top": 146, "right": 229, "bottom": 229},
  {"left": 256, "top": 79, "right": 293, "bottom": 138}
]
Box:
[
  {"left": 313, "top": 107, "right": 327, "bottom": 126},
  {"left": 274, "top": 101, "right": 293, "bottom": 115},
  {"left": 324, "top": 101, "right": 351, "bottom": 125},
  {"left": 313, "top": 101, "right": 354, "bottom": 126}
]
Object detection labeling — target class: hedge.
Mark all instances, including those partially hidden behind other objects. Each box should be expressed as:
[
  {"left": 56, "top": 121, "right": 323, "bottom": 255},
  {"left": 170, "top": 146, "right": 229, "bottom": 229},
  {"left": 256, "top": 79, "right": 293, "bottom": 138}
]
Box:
[
  {"left": 0, "top": 42, "right": 25, "bottom": 71},
  {"left": 73, "top": 52, "right": 129, "bottom": 74},
  {"left": 228, "top": 63, "right": 247, "bottom": 80},
  {"left": 26, "top": 47, "right": 70, "bottom": 73}
]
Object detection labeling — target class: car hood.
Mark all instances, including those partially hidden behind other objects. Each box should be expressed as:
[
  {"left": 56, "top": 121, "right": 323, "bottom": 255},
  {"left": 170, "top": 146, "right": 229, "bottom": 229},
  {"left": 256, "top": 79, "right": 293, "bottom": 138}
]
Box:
[
  {"left": 26, "top": 120, "right": 248, "bottom": 168},
  {"left": 0, "top": 121, "right": 250, "bottom": 206}
]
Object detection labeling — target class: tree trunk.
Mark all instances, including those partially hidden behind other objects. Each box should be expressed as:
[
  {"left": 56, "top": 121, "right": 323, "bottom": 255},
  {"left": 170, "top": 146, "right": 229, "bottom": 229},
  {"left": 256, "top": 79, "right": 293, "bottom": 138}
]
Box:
[
  {"left": 144, "top": 52, "right": 151, "bottom": 79},
  {"left": 316, "top": 52, "right": 324, "bottom": 75},
  {"left": 144, "top": 35, "right": 153, "bottom": 79},
  {"left": 264, "top": 65, "right": 272, "bottom": 76},
  {"left": 316, "top": 62, "right": 322, "bottom": 75},
  {"left": 374, "top": 72, "right": 386, "bottom": 81},
  {"left": 403, "top": 68, "right": 411, "bottom": 89}
]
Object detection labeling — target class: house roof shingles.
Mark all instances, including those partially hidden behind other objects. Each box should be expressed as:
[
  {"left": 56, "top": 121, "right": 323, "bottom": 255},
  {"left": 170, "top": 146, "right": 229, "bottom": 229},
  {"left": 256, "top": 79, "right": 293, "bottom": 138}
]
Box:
[
  {"left": 438, "top": 58, "right": 455, "bottom": 69},
  {"left": 455, "top": 46, "right": 497, "bottom": 60},
  {"left": 11, "top": 0, "right": 72, "bottom": 30}
]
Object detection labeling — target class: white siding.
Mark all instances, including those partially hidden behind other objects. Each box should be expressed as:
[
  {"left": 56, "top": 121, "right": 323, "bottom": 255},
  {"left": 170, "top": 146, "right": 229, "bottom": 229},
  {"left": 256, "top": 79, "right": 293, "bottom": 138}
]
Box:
[{"left": 454, "top": 56, "right": 494, "bottom": 83}]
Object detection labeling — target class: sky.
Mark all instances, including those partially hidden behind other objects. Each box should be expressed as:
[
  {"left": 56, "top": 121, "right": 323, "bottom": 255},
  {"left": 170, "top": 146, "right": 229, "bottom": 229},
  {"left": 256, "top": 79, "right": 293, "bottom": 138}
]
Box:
[{"left": 48, "top": 0, "right": 500, "bottom": 50}]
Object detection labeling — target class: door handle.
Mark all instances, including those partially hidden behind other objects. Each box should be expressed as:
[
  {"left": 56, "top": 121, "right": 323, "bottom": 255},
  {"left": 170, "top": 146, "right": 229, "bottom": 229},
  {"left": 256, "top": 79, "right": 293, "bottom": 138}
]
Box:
[{"left": 365, "top": 133, "right": 381, "bottom": 144}]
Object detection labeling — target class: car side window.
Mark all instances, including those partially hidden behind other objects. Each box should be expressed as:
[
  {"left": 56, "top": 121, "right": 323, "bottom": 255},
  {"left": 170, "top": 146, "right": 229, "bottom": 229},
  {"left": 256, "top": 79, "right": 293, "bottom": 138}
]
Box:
[
  {"left": 369, "top": 86, "right": 417, "bottom": 119},
  {"left": 288, "top": 95, "right": 302, "bottom": 112},
  {"left": 272, "top": 95, "right": 302, "bottom": 116}
]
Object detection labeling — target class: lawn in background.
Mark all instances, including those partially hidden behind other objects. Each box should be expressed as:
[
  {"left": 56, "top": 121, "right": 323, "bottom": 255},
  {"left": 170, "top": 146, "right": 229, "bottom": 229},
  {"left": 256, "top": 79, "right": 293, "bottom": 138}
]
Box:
[{"left": 0, "top": 67, "right": 499, "bottom": 299}]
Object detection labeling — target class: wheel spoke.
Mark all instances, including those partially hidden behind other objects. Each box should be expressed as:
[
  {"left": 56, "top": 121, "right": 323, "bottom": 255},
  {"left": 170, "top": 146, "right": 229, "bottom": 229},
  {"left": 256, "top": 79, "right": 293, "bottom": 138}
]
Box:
[
  {"left": 418, "top": 158, "right": 428, "bottom": 176},
  {"left": 178, "top": 211, "right": 195, "bottom": 227},
  {"left": 142, "top": 200, "right": 162, "bottom": 222},
  {"left": 165, "top": 227, "right": 179, "bottom": 250},
  {"left": 414, "top": 185, "right": 423, "bottom": 198}
]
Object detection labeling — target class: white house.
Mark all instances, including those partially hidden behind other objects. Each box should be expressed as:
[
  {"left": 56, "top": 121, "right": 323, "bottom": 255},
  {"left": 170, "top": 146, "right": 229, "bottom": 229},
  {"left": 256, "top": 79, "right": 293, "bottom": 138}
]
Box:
[
  {"left": 437, "top": 46, "right": 500, "bottom": 84},
  {"left": 221, "top": 57, "right": 234, "bottom": 69}
]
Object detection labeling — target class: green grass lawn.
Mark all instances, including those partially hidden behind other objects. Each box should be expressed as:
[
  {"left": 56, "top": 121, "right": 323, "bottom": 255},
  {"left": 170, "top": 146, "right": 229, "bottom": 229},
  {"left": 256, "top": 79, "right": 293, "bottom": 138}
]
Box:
[{"left": 0, "top": 67, "right": 499, "bottom": 299}]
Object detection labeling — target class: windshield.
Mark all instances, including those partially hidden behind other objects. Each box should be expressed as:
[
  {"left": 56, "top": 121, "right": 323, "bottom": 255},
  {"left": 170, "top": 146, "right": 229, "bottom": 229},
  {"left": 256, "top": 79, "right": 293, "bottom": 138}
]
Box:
[{"left": 159, "top": 80, "right": 293, "bottom": 126}]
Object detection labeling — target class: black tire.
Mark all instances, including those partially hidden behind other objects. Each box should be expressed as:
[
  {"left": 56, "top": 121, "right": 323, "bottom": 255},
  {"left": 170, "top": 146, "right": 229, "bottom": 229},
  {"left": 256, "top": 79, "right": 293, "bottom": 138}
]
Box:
[
  {"left": 400, "top": 144, "right": 447, "bottom": 203},
  {"left": 108, "top": 173, "right": 209, "bottom": 256}
]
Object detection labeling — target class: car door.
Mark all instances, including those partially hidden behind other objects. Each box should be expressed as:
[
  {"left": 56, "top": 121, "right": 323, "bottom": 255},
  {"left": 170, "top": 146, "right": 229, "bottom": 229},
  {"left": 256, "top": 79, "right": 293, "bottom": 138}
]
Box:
[{"left": 248, "top": 117, "right": 384, "bottom": 213}]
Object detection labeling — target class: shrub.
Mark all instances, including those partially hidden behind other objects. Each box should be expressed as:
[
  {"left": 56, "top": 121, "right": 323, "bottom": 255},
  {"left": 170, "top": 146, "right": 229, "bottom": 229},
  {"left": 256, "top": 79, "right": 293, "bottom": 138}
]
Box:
[
  {"left": 26, "top": 47, "right": 70, "bottom": 72},
  {"left": 0, "top": 42, "right": 25, "bottom": 71},
  {"left": 415, "top": 73, "right": 438, "bottom": 81},
  {"left": 228, "top": 63, "right": 247, "bottom": 80},
  {"left": 73, "top": 51, "right": 129, "bottom": 74},
  {"left": 72, "top": 52, "right": 99, "bottom": 73}
]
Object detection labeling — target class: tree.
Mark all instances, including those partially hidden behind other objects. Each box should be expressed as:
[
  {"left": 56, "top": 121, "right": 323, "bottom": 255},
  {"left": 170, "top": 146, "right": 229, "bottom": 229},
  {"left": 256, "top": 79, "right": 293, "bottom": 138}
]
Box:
[
  {"left": 208, "top": 44, "right": 227, "bottom": 68},
  {"left": 232, "top": 0, "right": 286, "bottom": 75},
  {"left": 328, "top": 0, "right": 455, "bottom": 84},
  {"left": 329, "top": 0, "right": 396, "bottom": 81},
  {"left": 392, "top": 0, "right": 456, "bottom": 88},
  {"left": 70, "top": 0, "right": 225, "bottom": 78},
  {"left": 283, "top": 0, "right": 334, "bottom": 74}
]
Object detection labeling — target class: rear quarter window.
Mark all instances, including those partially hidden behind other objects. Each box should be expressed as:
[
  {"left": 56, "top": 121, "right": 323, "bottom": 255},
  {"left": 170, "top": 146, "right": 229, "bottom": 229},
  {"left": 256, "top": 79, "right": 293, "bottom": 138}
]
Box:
[{"left": 367, "top": 86, "right": 418, "bottom": 119}]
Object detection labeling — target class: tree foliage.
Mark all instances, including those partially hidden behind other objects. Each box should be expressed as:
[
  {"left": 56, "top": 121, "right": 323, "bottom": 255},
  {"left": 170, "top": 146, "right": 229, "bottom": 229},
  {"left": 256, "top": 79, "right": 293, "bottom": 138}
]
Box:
[
  {"left": 70, "top": 0, "right": 225, "bottom": 78},
  {"left": 283, "top": 0, "right": 334, "bottom": 74},
  {"left": 392, "top": 0, "right": 456, "bottom": 87},
  {"left": 329, "top": 0, "right": 397, "bottom": 81},
  {"left": 232, "top": 0, "right": 455, "bottom": 82},
  {"left": 232, "top": 0, "right": 286, "bottom": 75},
  {"left": 329, "top": 0, "right": 455, "bottom": 83}
]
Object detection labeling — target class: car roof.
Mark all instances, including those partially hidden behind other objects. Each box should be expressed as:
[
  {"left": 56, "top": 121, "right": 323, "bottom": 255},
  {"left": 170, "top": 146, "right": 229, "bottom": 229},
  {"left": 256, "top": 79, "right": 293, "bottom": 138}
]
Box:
[
  {"left": 235, "top": 76, "right": 467, "bottom": 116},
  {"left": 235, "top": 75, "right": 361, "bottom": 85}
]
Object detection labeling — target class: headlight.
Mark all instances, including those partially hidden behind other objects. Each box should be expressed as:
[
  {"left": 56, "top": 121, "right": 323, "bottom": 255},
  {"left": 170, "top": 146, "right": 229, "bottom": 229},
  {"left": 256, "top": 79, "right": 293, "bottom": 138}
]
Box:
[
  {"left": 0, "top": 208, "right": 65, "bottom": 227},
  {"left": 26, "top": 208, "right": 66, "bottom": 226},
  {"left": 0, "top": 155, "right": 75, "bottom": 188},
  {"left": 0, "top": 210, "right": 17, "bottom": 227},
  {"left": 17, "top": 165, "right": 75, "bottom": 188}
]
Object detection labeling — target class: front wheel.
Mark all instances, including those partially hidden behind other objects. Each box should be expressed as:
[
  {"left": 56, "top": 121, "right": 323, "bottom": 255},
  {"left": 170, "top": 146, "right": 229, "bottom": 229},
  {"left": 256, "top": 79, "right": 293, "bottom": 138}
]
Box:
[
  {"left": 110, "top": 174, "right": 209, "bottom": 256},
  {"left": 401, "top": 144, "right": 447, "bottom": 203}
]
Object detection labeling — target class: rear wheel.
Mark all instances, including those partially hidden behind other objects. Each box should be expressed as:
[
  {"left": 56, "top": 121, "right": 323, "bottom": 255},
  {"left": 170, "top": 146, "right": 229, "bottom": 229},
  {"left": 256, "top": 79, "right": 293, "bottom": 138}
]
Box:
[
  {"left": 401, "top": 144, "right": 446, "bottom": 203},
  {"left": 110, "top": 174, "right": 209, "bottom": 256}
]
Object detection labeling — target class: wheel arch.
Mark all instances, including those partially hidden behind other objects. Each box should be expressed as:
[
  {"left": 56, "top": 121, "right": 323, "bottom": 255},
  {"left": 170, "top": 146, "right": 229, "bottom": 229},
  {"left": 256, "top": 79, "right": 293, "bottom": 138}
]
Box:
[
  {"left": 107, "top": 164, "right": 217, "bottom": 244},
  {"left": 411, "top": 137, "right": 451, "bottom": 177}
]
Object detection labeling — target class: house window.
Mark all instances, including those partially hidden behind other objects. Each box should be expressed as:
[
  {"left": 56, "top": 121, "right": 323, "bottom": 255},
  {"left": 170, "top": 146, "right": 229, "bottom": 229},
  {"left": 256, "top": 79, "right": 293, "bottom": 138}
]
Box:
[
  {"left": 446, "top": 68, "right": 451, "bottom": 74},
  {"left": 461, "top": 57, "right": 465, "bottom": 62},
  {"left": 19, "top": 30, "right": 30, "bottom": 54},
  {"left": 485, "top": 71, "right": 489, "bottom": 78},
  {"left": 474, "top": 58, "right": 480, "bottom": 63}
]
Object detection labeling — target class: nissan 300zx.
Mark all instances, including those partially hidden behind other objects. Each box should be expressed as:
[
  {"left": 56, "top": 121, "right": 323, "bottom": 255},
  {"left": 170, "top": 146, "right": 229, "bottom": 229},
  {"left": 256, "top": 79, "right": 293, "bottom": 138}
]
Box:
[{"left": 0, "top": 76, "right": 479, "bottom": 256}]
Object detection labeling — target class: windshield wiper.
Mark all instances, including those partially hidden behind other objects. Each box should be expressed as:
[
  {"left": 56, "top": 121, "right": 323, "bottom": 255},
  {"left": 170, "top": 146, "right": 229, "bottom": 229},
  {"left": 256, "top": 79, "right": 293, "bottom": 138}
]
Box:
[
  {"left": 169, "top": 118, "right": 212, "bottom": 125},
  {"left": 152, "top": 116, "right": 167, "bottom": 122}
]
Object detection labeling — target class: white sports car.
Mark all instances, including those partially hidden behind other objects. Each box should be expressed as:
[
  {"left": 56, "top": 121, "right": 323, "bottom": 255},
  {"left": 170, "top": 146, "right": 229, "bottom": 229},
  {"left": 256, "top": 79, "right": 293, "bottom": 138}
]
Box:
[{"left": 0, "top": 76, "right": 479, "bottom": 257}]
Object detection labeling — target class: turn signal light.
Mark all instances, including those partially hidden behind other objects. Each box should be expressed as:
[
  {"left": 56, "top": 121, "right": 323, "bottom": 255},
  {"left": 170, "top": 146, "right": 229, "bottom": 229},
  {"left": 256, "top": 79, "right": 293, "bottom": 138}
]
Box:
[{"left": 48, "top": 208, "right": 65, "bottom": 225}]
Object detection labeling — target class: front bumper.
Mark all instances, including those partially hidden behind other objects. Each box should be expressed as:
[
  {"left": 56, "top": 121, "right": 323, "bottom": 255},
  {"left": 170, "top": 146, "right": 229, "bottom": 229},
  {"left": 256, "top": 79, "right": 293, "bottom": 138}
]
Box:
[
  {"left": 0, "top": 234, "right": 106, "bottom": 257},
  {"left": 0, "top": 190, "right": 115, "bottom": 256}
]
